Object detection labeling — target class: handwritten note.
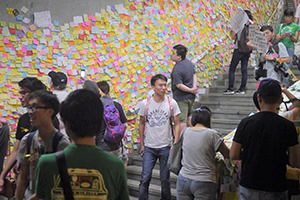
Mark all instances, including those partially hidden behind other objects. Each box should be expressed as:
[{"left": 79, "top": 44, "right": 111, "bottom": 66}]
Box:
[
  {"left": 34, "top": 11, "right": 52, "bottom": 27},
  {"left": 229, "top": 7, "right": 249, "bottom": 33}
]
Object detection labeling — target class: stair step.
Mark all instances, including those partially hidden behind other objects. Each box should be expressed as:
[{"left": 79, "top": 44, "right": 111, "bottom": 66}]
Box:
[
  {"left": 126, "top": 165, "right": 178, "bottom": 188},
  {"left": 211, "top": 118, "right": 241, "bottom": 130},
  {"left": 130, "top": 196, "right": 139, "bottom": 200},
  {"left": 206, "top": 93, "right": 255, "bottom": 102},
  {"left": 127, "top": 179, "right": 177, "bottom": 200},
  {"left": 210, "top": 109, "right": 254, "bottom": 120}
]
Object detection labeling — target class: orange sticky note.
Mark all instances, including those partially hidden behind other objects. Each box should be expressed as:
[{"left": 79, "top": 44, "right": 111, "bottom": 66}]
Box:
[{"left": 29, "top": 24, "right": 36, "bottom": 31}]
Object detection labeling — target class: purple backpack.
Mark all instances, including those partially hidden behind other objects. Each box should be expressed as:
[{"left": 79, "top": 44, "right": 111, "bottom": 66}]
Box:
[{"left": 102, "top": 95, "right": 125, "bottom": 144}]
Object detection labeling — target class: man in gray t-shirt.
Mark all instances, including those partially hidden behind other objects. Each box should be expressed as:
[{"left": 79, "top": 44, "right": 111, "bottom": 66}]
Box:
[{"left": 171, "top": 44, "right": 198, "bottom": 132}]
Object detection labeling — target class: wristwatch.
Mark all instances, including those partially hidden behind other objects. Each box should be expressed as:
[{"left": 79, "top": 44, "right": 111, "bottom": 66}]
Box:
[{"left": 273, "top": 58, "right": 276, "bottom": 62}]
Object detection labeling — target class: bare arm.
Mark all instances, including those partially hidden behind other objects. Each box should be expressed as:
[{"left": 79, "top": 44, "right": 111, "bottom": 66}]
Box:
[
  {"left": 290, "top": 31, "right": 299, "bottom": 43},
  {"left": 0, "top": 139, "right": 21, "bottom": 190},
  {"left": 288, "top": 144, "right": 299, "bottom": 168},
  {"left": 173, "top": 115, "right": 181, "bottom": 143},
  {"left": 282, "top": 88, "right": 300, "bottom": 120},
  {"left": 139, "top": 116, "right": 146, "bottom": 156},
  {"left": 218, "top": 142, "right": 230, "bottom": 159},
  {"left": 193, "top": 74, "right": 197, "bottom": 88},
  {"left": 276, "top": 33, "right": 284, "bottom": 42},
  {"left": 15, "top": 162, "right": 29, "bottom": 200},
  {"left": 231, "top": 30, "right": 237, "bottom": 40},
  {"left": 229, "top": 141, "right": 242, "bottom": 160},
  {"left": 295, "top": 17, "right": 299, "bottom": 24}
]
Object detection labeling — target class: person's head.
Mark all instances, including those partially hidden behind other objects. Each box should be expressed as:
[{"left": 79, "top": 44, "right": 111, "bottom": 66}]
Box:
[
  {"left": 284, "top": 9, "right": 294, "bottom": 23},
  {"left": 60, "top": 89, "right": 103, "bottom": 139},
  {"left": 151, "top": 74, "right": 168, "bottom": 97},
  {"left": 83, "top": 80, "right": 101, "bottom": 98},
  {"left": 253, "top": 79, "right": 282, "bottom": 110},
  {"left": 27, "top": 90, "right": 60, "bottom": 128},
  {"left": 18, "top": 77, "right": 46, "bottom": 107},
  {"left": 260, "top": 25, "right": 274, "bottom": 42},
  {"left": 171, "top": 44, "right": 187, "bottom": 62},
  {"left": 244, "top": 10, "right": 253, "bottom": 21},
  {"left": 191, "top": 106, "right": 212, "bottom": 128},
  {"left": 97, "top": 81, "right": 110, "bottom": 97},
  {"left": 48, "top": 71, "right": 68, "bottom": 90}
]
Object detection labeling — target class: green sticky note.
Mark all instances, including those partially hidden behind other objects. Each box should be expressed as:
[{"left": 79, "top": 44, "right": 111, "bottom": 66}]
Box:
[
  {"left": 9, "top": 23, "right": 15, "bottom": 29},
  {"left": 16, "top": 24, "right": 22, "bottom": 30},
  {"left": 0, "top": 21, "right": 6, "bottom": 27}
]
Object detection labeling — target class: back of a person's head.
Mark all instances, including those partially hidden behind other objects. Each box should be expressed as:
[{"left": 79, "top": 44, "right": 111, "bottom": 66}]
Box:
[
  {"left": 284, "top": 9, "right": 294, "bottom": 16},
  {"left": 60, "top": 89, "right": 103, "bottom": 137},
  {"left": 19, "top": 77, "right": 46, "bottom": 92},
  {"left": 260, "top": 25, "right": 273, "bottom": 33},
  {"left": 244, "top": 10, "right": 253, "bottom": 21},
  {"left": 96, "top": 81, "right": 110, "bottom": 95},
  {"left": 150, "top": 74, "right": 167, "bottom": 86},
  {"left": 191, "top": 106, "right": 212, "bottom": 128},
  {"left": 173, "top": 44, "right": 187, "bottom": 60},
  {"left": 83, "top": 80, "right": 101, "bottom": 98},
  {"left": 256, "top": 78, "right": 282, "bottom": 105},
  {"left": 29, "top": 90, "right": 60, "bottom": 119}
]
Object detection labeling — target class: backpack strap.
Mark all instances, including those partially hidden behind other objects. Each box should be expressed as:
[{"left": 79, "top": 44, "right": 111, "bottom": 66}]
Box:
[
  {"left": 27, "top": 131, "right": 37, "bottom": 154},
  {"left": 146, "top": 97, "right": 151, "bottom": 122},
  {"left": 52, "top": 131, "right": 64, "bottom": 153},
  {"left": 167, "top": 97, "right": 175, "bottom": 138},
  {"left": 55, "top": 151, "right": 74, "bottom": 200}
]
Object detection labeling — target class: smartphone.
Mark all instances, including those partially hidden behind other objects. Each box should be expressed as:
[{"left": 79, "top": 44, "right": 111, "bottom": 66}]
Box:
[{"left": 80, "top": 69, "right": 86, "bottom": 79}]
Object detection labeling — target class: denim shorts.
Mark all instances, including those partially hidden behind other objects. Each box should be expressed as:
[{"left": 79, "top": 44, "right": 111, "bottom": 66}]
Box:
[{"left": 239, "top": 185, "right": 287, "bottom": 200}]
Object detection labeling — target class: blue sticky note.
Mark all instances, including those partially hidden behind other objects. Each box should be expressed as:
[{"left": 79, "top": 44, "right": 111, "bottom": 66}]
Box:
[
  {"left": 16, "top": 15, "right": 23, "bottom": 21},
  {"left": 82, "top": 56, "right": 87, "bottom": 61},
  {"left": 42, "top": 56, "right": 47, "bottom": 62},
  {"left": 53, "top": 54, "right": 58, "bottom": 59},
  {"left": 91, "top": 27, "right": 99, "bottom": 34},
  {"left": 22, "top": 72, "right": 27, "bottom": 77},
  {"left": 108, "top": 63, "right": 113, "bottom": 68},
  {"left": 35, "top": 64, "right": 40, "bottom": 69},
  {"left": 68, "top": 54, "right": 73, "bottom": 59},
  {"left": 2, "top": 110, "right": 7, "bottom": 117},
  {"left": 54, "top": 20, "right": 59, "bottom": 26}
]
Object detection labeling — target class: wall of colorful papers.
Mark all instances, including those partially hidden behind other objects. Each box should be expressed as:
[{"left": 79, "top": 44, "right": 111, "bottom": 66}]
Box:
[{"left": 0, "top": 0, "right": 284, "bottom": 153}]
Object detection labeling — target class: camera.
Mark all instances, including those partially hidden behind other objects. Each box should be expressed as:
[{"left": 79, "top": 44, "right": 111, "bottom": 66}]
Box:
[{"left": 274, "top": 62, "right": 288, "bottom": 77}]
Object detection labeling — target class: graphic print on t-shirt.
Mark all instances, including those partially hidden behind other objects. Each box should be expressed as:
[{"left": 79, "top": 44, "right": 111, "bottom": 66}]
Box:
[
  {"left": 51, "top": 168, "right": 108, "bottom": 199},
  {"left": 148, "top": 109, "right": 169, "bottom": 127}
]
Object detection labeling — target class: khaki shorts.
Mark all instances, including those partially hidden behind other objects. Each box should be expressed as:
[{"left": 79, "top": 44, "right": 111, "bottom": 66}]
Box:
[
  {"left": 108, "top": 146, "right": 128, "bottom": 164},
  {"left": 177, "top": 99, "right": 195, "bottom": 123}
]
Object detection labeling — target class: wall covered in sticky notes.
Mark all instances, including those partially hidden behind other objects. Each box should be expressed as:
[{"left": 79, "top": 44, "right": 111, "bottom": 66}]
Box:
[{"left": 0, "top": 0, "right": 284, "bottom": 154}]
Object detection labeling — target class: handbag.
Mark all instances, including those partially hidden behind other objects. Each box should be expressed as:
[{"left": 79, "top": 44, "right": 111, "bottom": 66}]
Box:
[
  {"left": 167, "top": 127, "right": 187, "bottom": 175},
  {"left": 2, "top": 177, "right": 16, "bottom": 198}
]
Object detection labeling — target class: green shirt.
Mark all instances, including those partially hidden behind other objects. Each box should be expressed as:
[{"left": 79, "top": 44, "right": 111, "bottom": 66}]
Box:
[
  {"left": 35, "top": 144, "right": 129, "bottom": 200},
  {"left": 276, "top": 22, "right": 300, "bottom": 48}
]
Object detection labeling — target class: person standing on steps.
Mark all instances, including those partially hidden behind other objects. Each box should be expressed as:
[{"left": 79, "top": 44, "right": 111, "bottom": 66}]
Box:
[
  {"left": 138, "top": 74, "right": 181, "bottom": 200},
  {"left": 276, "top": 9, "right": 300, "bottom": 87},
  {"left": 223, "top": 10, "right": 253, "bottom": 95}
]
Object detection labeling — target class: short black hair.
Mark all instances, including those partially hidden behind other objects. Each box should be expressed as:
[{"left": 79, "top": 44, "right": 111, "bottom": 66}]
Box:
[
  {"left": 18, "top": 77, "right": 46, "bottom": 92},
  {"left": 260, "top": 25, "right": 273, "bottom": 32},
  {"left": 244, "top": 10, "right": 253, "bottom": 21},
  {"left": 284, "top": 9, "right": 294, "bottom": 16},
  {"left": 60, "top": 89, "right": 103, "bottom": 138},
  {"left": 97, "top": 81, "right": 110, "bottom": 95},
  {"left": 173, "top": 44, "right": 187, "bottom": 60},
  {"left": 191, "top": 106, "right": 212, "bottom": 128},
  {"left": 29, "top": 90, "right": 60, "bottom": 119},
  {"left": 150, "top": 74, "right": 168, "bottom": 86}
]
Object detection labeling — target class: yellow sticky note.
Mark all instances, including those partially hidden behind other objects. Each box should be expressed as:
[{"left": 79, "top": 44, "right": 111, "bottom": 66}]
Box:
[
  {"left": 7, "top": 8, "right": 13, "bottom": 15},
  {"left": 0, "top": 21, "right": 6, "bottom": 27},
  {"left": 27, "top": 32, "right": 33, "bottom": 38},
  {"left": 16, "top": 24, "right": 22, "bottom": 30},
  {"left": 9, "top": 23, "right": 15, "bottom": 29},
  {"left": 1, "top": 57, "right": 8, "bottom": 63}
]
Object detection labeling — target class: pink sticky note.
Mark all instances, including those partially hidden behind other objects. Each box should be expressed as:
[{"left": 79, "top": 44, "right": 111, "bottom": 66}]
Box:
[
  {"left": 40, "top": 49, "right": 45, "bottom": 55},
  {"left": 48, "top": 23, "right": 54, "bottom": 29},
  {"left": 67, "top": 69, "right": 73, "bottom": 75},
  {"left": 3, "top": 38, "right": 9, "bottom": 43},
  {"left": 53, "top": 43, "right": 58, "bottom": 48},
  {"left": 40, "top": 63, "right": 45, "bottom": 68},
  {"left": 33, "top": 39, "right": 39, "bottom": 45},
  {"left": 11, "top": 124, "right": 17, "bottom": 130}
]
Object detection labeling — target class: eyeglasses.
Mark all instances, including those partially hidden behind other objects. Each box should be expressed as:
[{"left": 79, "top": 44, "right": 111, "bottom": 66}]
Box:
[
  {"left": 27, "top": 105, "right": 50, "bottom": 112},
  {"left": 19, "top": 91, "right": 30, "bottom": 97}
]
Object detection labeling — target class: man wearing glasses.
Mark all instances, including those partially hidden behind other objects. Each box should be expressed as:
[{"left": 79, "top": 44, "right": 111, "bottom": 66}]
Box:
[
  {"left": 0, "top": 78, "right": 59, "bottom": 194},
  {"left": 16, "top": 90, "right": 70, "bottom": 200}
]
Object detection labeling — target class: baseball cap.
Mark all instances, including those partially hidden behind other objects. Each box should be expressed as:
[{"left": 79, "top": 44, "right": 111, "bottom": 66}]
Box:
[
  {"left": 48, "top": 71, "right": 67, "bottom": 87},
  {"left": 252, "top": 78, "right": 282, "bottom": 110}
]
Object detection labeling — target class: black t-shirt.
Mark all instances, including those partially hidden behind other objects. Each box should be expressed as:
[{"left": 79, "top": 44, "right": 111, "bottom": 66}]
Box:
[
  {"left": 16, "top": 113, "right": 60, "bottom": 140},
  {"left": 171, "top": 59, "right": 196, "bottom": 101},
  {"left": 96, "top": 101, "right": 127, "bottom": 151},
  {"left": 233, "top": 111, "right": 298, "bottom": 192}
]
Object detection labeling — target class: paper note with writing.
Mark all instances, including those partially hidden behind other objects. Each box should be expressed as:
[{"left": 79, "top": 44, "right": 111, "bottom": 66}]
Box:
[
  {"left": 73, "top": 16, "right": 83, "bottom": 24},
  {"left": 252, "top": 31, "right": 268, "bottom": 53},
  {"left": 248, "top": 24, "right": 256, "bottom": 42},
  {"left": 229, "top": 7, "right": 249, "bottom": 33},
  {"left": 34, "top": 11, "right": 51, "bottom": 27},
  {"left": 21, "top": 6, "right": 28, "bottom": 14}
]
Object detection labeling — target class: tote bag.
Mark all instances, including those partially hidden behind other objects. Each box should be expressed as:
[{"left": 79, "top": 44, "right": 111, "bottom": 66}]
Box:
[{"left": 167, "top": 127, "right": 187, "bottom": 175}]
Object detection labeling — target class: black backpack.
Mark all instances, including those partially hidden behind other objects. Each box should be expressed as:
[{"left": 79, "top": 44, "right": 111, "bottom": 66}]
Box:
[
  {"left": 26, "top": 131, "right": 64, "bottom": 154},
  {"left": 238, "top": 25, "right": 252, "bottom": 53}
]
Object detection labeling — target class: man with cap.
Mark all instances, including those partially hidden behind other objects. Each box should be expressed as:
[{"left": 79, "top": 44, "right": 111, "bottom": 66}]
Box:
[
  {"left": 48, "top": 71, "right": 69, "bottom": 135},
  {"left": 230, "top": 78, "right": 299, "bottom": 200}
]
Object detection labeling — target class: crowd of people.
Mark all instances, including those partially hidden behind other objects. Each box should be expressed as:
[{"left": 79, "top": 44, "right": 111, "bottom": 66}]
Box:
[{"left": 1, "top": 8, "right": 300, "bottom": 200}]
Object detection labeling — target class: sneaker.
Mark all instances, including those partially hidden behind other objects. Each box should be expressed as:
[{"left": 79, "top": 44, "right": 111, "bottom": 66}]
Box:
[
  {"left": 293, "top": 55, "right": 298, "bottom": 65},
  {"left": 236, "top": 89, "right": 245, "bottom": 94},
  {"left": 223, "top": 89, "right": 234, "bottom": 95}
]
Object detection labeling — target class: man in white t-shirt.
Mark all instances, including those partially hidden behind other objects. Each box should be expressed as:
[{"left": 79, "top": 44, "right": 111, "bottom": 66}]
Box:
[
  {"left": 48, "top": 71, "right": 69, "bottom": 135},
  {"left": 138, "top": 74, "right": 181, "bottom": 200}
]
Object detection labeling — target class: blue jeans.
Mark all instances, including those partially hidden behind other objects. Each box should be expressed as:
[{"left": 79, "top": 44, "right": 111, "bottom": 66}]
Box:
[
  {"left": 139, "top": 146, "right": 171, "bottom": 200},
  {"left": 228, "top": 49, "right": 251, "bottom": 90},
  {"left": 283, "top": 47, "right": 294, "bottom": 87},
  {"left": 176, "top": 174, "right": 217, "bottom": 200},
  {"left": 239, "top": 185, "right": 288, "bottom": 200}
]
